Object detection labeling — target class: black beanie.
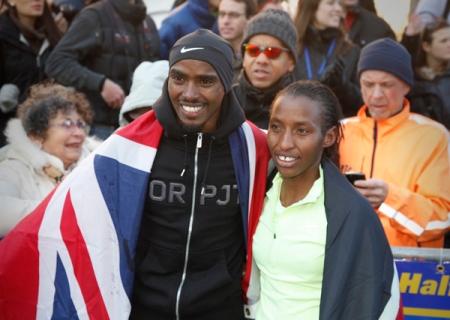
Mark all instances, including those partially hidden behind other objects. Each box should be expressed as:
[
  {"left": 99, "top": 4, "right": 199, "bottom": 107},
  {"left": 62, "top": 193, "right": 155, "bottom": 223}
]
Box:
[
  {"left": 241, "top": 9, "right": 297, "bottom": 62},
  {"left": 357, "top": 38, "right": 413, "bottom": 87},
  {"left": 169, "top": 29, "right": 234, "bottom": 92}
]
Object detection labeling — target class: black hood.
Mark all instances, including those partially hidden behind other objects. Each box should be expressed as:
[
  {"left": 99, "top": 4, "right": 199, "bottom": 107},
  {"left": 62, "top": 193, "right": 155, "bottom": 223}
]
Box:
[
  {"left": 153, "top": 80, "right": 246, "bottom": 141},
  {"left": 110, "top": 0, "right": 147, "bottom": 24}
]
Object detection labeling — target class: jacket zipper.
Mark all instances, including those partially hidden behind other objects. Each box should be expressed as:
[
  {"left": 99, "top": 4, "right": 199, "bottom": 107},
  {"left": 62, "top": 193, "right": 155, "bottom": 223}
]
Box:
[
  {"left": 369, "top": 121, "right": 378, "bottom": 178},
  {"left": 175, "top": 132, "right": 202, "bottom": 320}
]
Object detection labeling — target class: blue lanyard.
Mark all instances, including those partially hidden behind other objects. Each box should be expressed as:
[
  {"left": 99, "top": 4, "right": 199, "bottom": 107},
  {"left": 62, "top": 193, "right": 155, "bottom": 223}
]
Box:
[{"left": 304, "top": 39, "right": 337, "bottom": 80}]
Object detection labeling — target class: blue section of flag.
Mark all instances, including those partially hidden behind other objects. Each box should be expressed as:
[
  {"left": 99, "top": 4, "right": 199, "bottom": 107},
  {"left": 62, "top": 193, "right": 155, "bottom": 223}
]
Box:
[
  {"left": 229, "top": 127, "right": 250, "bottom": 246},
  {"left": 94, "top": 154, "right": 150, "bottom": 297},
  {"left": 52, "top": 254, "right": 78, "bottom": 320}
]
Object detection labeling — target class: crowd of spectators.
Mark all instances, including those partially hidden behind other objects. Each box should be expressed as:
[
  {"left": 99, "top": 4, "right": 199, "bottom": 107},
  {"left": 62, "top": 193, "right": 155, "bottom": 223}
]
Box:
[
  {"left": 0, "top": 0, "right": 449, "bottom": 263},
  {"left": 0, "top": 0, "right": 448, "bottom": 318}
]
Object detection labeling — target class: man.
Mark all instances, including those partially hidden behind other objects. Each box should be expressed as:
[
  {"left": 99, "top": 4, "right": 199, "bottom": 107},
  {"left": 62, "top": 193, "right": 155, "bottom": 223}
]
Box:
[
  {"left": 218, "top": 0, "right": 257, "bottom": 81},
  {"left": 0, "top": 29, "right": 270, "bottom": 319},
  {"left": 340, "top": 38, "right": 450, "bottom": 248},
  {"left": 158, "top": 0, "right": 220, "bottom": 59},
  {"left": 218, "top": 0, "right": 257, "bottom": 57},
  {"left": 341, "top": 0, "right": 395, "bottom": 48},
  {"left": 233, "top": 9, "right": 297, "bottom": 129},
  {"left": 45, "top": 0, "right": 160, "bottom": 139}
]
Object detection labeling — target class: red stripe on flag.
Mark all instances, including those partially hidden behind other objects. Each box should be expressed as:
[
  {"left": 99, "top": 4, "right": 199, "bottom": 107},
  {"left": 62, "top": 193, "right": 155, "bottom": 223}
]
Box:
[
  {"left": 115, "top": 110, "right": 163, "bottom": 148},
  {"left": 60, "top": 191, "right": 109, "bottom": 319},
  {"left": 242, "top": 122, "right": 270, "bottom": 299},
  {"left": 0, "top": 189, "right": 55, "bottom": 319}
]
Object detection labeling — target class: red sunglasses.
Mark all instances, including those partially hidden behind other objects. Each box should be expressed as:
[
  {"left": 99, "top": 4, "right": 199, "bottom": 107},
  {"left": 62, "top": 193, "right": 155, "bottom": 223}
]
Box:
[{"left": 243, "top": 43, "right": 290, "bottom": 59}]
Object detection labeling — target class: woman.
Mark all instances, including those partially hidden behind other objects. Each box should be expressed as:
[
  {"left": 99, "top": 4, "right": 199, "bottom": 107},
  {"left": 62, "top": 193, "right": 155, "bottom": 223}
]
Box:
[
  {"left": 0, "top": 0, "right": 61, "bottom": 146},
  {"left": 408, "top": 19, "right": 450, "bottom": 129},
  {"left": 293, "top": 0, "right": 362, "bottom": 116},
  {"left": 0, "top": 83, "right": 98, "bottom": 237},
  {"left": 251, "top": 81, "right": 398, "bottom": 319}
]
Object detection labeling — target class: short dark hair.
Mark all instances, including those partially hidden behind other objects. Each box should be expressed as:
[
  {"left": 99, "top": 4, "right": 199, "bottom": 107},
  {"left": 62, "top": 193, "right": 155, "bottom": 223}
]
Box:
[
  {"left": 271, "top": 80, "right": 344, "bottom": 164},
  {"left": 18, "top": 82, "right": 93, "bottom": 139},
  {"left": 235, "top": 0, "right": 258, "bottom": 18}
]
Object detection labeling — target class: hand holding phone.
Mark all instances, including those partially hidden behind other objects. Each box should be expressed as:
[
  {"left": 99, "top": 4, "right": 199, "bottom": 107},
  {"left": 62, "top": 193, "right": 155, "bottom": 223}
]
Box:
[{"left": 344, "top": 172, "right": 366, "bottom": 185}]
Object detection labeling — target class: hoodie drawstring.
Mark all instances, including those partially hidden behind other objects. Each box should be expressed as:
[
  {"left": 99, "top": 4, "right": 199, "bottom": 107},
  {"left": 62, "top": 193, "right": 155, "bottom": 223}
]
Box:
[
  {"left": 200, "top": 136, "right": 215, "bottom": 195},
  {"left": 180, "top": 134, "right": 188, "bottom": 177}
]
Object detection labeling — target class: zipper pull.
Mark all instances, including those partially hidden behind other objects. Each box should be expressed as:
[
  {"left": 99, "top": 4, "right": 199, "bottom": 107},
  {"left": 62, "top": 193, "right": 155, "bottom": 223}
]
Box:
[{"left": 196, "top": 133, "right": 203, "bottom": 149}]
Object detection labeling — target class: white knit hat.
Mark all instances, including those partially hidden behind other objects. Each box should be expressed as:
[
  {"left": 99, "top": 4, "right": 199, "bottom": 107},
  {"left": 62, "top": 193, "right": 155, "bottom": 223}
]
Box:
[{"left": 119, "top": 60, "right": 169, "bottom": 125}]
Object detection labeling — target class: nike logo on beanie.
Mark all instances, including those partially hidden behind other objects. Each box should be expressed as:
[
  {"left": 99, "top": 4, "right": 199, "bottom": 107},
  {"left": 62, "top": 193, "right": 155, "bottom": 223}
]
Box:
[{"left": 180, "top": 46, "right": 204, "bottom": 53}]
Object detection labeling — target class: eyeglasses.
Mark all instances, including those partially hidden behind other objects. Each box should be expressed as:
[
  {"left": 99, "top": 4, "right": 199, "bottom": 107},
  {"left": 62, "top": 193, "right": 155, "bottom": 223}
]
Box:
[
  {"left": 52, "top": 119, "right": 88, "bottom": 133},
  {"left": 243, "top": 43, "right": 290, "bottom": 59}
]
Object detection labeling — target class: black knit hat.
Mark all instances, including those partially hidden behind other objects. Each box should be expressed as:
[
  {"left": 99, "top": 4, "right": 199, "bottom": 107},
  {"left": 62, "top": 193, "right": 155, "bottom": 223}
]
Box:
[
  {"left": 169, "top": 29, "right": 234, "bottom": 92},
  {"left": 357, "top": 38, "right": 413, "bottom": 87},
  {"left": 241, "top": 9, "right": 297, "bottom": 62}
]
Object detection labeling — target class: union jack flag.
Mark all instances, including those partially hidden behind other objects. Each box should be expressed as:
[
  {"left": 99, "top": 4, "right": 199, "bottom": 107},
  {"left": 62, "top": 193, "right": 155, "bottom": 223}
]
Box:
[{"left": 0, "top": 111, "right": 270, "bottom": 319}]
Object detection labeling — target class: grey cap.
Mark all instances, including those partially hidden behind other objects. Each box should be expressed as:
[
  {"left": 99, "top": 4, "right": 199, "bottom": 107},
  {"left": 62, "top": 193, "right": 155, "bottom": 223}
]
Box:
[{"left": 241, "top": 9, "right": 298, "bottom": 62}]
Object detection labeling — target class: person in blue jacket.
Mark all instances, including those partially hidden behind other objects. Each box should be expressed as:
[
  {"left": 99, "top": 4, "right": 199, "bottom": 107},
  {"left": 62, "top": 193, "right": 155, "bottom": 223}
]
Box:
[{"left": 159, "top": 0, "right": 220, "bottom": 59}]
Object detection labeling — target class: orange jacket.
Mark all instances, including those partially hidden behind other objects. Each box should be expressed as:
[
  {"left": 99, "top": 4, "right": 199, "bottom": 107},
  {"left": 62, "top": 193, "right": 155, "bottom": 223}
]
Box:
[{"left": 339, "top": 100, "right": 450, "bottom": 247}]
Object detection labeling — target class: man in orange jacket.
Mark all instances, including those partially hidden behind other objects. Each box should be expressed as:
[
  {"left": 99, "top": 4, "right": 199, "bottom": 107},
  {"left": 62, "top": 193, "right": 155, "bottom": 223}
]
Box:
[{"left": 339, "top": 38, "right": 450, "bottom": 248}]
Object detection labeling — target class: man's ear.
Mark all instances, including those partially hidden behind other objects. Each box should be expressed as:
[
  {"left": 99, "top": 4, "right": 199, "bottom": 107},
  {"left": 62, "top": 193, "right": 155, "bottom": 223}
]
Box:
[
  {"left": 323, "top": 126, "right": 337, "bottom": 148},
  {"left": 287, "top": 55, "right": 295, "bottom": 72}
]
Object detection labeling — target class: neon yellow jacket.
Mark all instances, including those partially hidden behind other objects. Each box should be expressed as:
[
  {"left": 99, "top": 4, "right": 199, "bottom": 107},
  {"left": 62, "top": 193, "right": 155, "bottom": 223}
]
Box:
[{"left": 339, "top": 100, "right": 450, "bottom": 247}]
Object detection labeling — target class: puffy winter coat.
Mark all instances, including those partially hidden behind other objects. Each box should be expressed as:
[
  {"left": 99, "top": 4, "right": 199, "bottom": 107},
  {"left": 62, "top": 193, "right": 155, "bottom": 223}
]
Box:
[{"left": 0, "top": 119, "right": 100, "bottom": 237}]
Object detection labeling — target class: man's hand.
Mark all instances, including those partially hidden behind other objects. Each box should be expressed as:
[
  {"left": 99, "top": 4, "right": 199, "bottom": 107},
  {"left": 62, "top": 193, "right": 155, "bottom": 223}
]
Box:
[
  {"left": 101, "top": 79, "right": 125, "bottom": 109},
  {"left": 354, "top": 178, "right": 389, "bottom": 209}
]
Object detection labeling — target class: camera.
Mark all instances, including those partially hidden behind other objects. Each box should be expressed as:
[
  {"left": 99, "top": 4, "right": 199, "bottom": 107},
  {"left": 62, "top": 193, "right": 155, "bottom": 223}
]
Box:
[{"left": 51, "top": 0, "right": 84, "bottom": 23}]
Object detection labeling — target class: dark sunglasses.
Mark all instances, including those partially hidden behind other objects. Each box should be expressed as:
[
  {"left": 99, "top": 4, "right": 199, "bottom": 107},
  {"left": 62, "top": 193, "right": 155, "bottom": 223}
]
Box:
[{"left": 243, "top": 43, "right": 290, "bottom": 59}]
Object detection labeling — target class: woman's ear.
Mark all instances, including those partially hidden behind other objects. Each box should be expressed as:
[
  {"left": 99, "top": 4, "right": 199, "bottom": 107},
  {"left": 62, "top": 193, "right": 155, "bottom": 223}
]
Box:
[
  {"left": 422, "top": 41, "right": 431, "bottom": 54},
  {"left": 322, "top": 126, "right": 337, "bottom": 148}
]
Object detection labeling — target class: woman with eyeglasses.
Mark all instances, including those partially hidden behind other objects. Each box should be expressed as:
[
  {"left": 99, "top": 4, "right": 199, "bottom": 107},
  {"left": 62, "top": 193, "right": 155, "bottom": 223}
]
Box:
[
  {"left": 408, "top": 19, "right": 450, "bottom": 129},
  {"left": 293, "top": 0, "right": 363, "bottom": 117},
  {"left": 0, "top": 82, "right": 99, "bottom": 237},
  {"left": 232, "top": 9, "right": 297, "bottom": 129}
]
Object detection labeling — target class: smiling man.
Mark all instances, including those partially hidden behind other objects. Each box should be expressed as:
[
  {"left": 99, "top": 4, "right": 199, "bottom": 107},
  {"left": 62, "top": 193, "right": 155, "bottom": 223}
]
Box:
[
  {"left": 0, "top": 29, "right": 270, "bottom": 319},
  {"left": 339, "top": 38, "right": 450, "bottom": 248},
  {"left": 130, "top": 28, "right": 270, "bottom": 319}
]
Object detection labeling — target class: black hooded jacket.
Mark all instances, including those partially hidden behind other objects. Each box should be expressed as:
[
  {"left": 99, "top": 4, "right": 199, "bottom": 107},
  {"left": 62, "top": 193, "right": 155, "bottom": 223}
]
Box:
[
  {"left": 233, "top": 71, "right": 295, "bottom": 129},
  {"left": 408, "top": 68, "right": 450, "bottom": 129},
  {"left": 0, "top": 12, "right": 54, "bottom": 146},
  {"left": 131, "top": 83, "right": 248, "bottom": 320},
  {"left": 345, "top": 5, "right": 395, "bottom": 48},
  {"left": 45, "top": 0, "right": 160, "bottom": 127},
  {"left": 295, "top": 27, "right": 363, "bottom": 117}
]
